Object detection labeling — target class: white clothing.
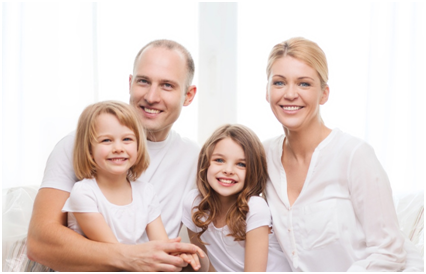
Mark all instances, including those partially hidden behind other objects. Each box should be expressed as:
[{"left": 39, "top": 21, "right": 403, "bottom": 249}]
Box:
[
  {"left": 62, "top": 178, "right": 160, "bottom": 244},
  {"left": 263, "top": 128, "right": 407, "bottom": 271},
  {"left": 42, "top": 130, "right": 199, "bottom": 239},
  {"left": 182, "top": 189, "right": 291, "bottom": 272}
]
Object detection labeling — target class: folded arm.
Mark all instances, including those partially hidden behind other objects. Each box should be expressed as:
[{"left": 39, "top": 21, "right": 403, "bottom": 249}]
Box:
[{"left": 27, "top": 188, "right": 196, "bottom": 271}]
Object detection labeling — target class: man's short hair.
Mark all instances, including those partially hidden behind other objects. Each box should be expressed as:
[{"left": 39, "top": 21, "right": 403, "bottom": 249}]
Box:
[{"left": 133, "top": 39, "right": 195, "bottom": 89}]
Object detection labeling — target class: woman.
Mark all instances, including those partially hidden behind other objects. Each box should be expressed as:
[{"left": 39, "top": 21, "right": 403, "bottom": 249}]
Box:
[{"left": 263, "top": 37, "right": 410, "bottom": 271}]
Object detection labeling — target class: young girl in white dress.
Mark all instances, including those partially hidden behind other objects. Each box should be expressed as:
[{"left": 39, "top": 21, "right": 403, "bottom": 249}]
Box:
[
  {"left": 62, "top": 100, "right": 203, "bottom": 270},
  {"left": 182, "top": 124, "right": 291, "bottom": 272}
]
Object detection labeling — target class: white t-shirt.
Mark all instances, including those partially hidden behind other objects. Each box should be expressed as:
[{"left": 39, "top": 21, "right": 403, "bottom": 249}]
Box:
[
  {"left": 62, "top": 178, "right": 160, "bottom": 244},
  {"left": 42, "top": 130, "right": 199, "bottom": 239},
  {"left": 264, "top": 128, "right": 408, "bottom": 271},
  {"left": 182, "top": 189, "right": 291, "bottom": 272}
]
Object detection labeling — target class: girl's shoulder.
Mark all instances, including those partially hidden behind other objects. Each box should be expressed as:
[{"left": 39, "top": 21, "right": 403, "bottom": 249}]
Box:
[
  {"left": 247, "top": 196, "right": 269, "bottom": 212},
  {"left": 183, "top": 189, "right": 202, "bottom": 208},
  {"left": 71, "top": 178, "right": 98, "bottom": 193}
]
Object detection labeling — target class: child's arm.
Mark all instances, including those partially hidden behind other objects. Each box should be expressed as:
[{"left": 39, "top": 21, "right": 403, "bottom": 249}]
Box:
[
  {"left": 244, "top": 226, "right": 269, "bottom": 272},
  {"left": 146, "top": 216, "right": 204, "bottom": 271},
  {"left": 73, "top": 212, "right": 118, "bottom": 243},
  {"left": 188, "top": 229, "right": 215, "bottom": 272}
]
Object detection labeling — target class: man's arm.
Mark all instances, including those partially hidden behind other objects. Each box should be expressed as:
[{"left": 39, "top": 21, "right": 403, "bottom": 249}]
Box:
[{"left": 27, "top": 188, "right": 196, "bottom": 271}]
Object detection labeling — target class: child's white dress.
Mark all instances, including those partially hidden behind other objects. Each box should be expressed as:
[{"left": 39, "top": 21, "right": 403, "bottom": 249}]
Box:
[
  {"left": 62, "top": 178, "right": 160, "bottom": 244},
  {"left": 182, "top": 189, "right": 291, "bottom": 272}
]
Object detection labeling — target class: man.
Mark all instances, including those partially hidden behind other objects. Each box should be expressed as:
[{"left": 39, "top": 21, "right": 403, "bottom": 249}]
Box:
[{"left": 27, "top": 40, "right": 201, "bottom": 271}]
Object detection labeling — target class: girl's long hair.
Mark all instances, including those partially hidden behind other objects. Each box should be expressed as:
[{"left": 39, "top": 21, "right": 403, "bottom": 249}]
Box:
[{"left": 192, "top": 124, "right": 268, "bottom": 242}]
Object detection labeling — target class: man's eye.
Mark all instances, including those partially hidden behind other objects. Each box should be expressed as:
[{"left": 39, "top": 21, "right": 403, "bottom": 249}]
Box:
[
  {"left": 137, "top": 79, "right": 148, "bottom": 84},
  {"left": 163, "top": 83, "right": 173, "bottom": 89}
]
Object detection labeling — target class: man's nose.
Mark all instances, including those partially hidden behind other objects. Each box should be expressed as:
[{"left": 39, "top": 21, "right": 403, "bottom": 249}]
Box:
[{"left": 144, "top": 85, "right": 161, "bottom": 104}]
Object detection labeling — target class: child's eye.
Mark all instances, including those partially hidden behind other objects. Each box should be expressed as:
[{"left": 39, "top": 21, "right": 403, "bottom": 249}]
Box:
[
  {"left": 123, "top": 137, "right": 133, "bottom": 141},
  {"left": 213, "top": 158, "right": 224, "bottom": 163},
  {"left": 101, "top": 139, "right": 111, "bottom": 143},
  {"left": 237, "top": 162, "right": 246, "bottom": 168}
]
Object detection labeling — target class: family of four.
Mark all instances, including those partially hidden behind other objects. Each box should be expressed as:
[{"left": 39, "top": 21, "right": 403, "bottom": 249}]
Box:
[{"left": 27, "top": 38, "right": 422, "bottom": 271}]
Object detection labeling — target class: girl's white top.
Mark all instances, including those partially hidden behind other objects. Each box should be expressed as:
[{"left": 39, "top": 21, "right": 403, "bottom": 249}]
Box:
[
  {"left": 264, "top": 128, "right": 406, "bottom": 271},
  {"left": 62, "top": 178, "right": 161, "bottom": 244},
  {"left": 182, "top": 189, "right": 291, "bottom": 272}
]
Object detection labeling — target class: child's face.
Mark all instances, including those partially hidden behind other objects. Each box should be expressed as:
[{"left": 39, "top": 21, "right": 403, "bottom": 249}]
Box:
[
  {"left": 207, "top": 137, "right": 246, "bottom": 199},
  {"left": 92, "top": 113, "right": 138, "bottom": 179}
]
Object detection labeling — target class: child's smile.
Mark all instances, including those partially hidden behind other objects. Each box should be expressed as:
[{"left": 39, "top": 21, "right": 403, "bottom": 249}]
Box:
[{"left": 207, "top": 137, "right": 246, "bottom": 199}]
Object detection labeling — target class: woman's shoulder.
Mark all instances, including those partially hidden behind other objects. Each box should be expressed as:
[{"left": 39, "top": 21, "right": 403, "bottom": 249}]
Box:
[
  {"left": 325, "top": 128, "right": 373, "bottom": 153},
  {"left": 262, "top": 135, "right": 284, "bottom": 150}
]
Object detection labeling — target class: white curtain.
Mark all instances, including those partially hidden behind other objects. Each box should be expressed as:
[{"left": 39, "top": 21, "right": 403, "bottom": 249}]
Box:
[
  {"left": 1, "top": 2, "right": 198, "bottom": 189},
  {"left": 237, "top": 2, "right": 425, "bottom": 194},
  {"left": 2, "top": 2, "right": 424, "bottom": 195}
]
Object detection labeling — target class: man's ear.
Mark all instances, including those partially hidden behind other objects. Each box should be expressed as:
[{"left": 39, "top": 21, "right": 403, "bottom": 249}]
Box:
[
  {"left": 128, "top": 74, "right": 133, "bottom": 92},
  {"left": 183, "top": 85, "right": 197, "bottom": 106},
  {"left": 320, "top": 85, "right": 330, "bottom": 105}
]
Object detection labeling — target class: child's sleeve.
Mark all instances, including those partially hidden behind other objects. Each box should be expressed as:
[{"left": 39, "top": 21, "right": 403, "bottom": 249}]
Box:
[
  {"left": 246, "top": 197, "right": 272, "bottom": 233},
  {"left": 181, "top": 189, "right": 201, "bottom": 233},
  {"left": 62, "top": 182, "right": 99, "bottom": 213},
  {"left": 144, "top": 183, "right": 162, "bottom": 224}
]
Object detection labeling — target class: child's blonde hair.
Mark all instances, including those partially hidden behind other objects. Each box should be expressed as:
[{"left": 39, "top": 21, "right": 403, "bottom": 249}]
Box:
[
  {"left": 73, "top": 100, "right": 149, "bottom": 181},
  {"left": 192, "top": 124, "right": 268, "bottom": 242}
]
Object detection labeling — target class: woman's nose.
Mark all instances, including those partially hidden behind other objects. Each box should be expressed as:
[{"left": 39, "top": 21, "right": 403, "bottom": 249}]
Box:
[{"left": 284, "top": 85, "right": 298, "bottom": 100}]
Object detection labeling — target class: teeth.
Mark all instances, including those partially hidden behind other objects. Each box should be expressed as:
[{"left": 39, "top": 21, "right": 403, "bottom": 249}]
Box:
[
  {"left": 144, "top": 107, "right": 160, "bottom": 114},
  {"left": 219, "top": 179, "right": 234, "bottom": 184},
  {"left": 110, "top": 158, "right": 126, "bottom": 162},
  {"left": 283, "top": 106, "right": 302, "bottom": 110}
]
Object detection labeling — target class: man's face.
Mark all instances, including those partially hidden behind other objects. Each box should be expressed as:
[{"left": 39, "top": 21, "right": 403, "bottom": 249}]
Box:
[{"left": 129, "top": 46, "right": 196, "bottom": 141}]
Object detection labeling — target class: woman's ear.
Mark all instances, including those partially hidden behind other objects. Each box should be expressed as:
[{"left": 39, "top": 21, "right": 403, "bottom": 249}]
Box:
[{"left": 320, "top": 85, "right": 330, "bottom": 105}]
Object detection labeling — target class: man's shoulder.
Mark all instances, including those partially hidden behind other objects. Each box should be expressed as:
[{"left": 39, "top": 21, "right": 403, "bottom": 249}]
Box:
[{"left": 170, "top": 130, "right": 200, "bottom": 153}]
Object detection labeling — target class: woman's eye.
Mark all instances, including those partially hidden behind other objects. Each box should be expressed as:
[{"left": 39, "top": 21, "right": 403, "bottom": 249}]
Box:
[
  {"left": 273, "top": 81, "right": 284, "bottom": 86},
  {"left": 300, "top": 82, "right": 310, "bottom": 87},
  {"left": 237, "top": 162, "right": 246, "bottom": 167}
]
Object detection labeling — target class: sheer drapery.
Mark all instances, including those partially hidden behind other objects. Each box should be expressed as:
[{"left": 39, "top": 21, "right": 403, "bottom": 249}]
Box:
[
  {"left": 2, "top": 2, "right": 424, "bottom": 194},
  {"left": 237, "top": 2, "right": 425, "bottom": 194}
]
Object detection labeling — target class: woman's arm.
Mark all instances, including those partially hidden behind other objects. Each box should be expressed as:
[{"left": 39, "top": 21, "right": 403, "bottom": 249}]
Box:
[
  {"left": 244, "top": 226, "right": 269, "bottom": 272},
  {"left": 347, "top": 143, "right": 406, "bottom": 271}
]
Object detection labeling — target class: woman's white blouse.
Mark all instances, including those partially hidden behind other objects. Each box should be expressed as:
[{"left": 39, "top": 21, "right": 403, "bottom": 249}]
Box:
[{"left": 264, "top": 128, "right": 406, "bottom": 271}]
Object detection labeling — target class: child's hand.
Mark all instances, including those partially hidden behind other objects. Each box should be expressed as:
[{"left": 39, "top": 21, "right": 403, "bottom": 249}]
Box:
[{"left": 177, "top": 246, "right": 206, "bottom": 271}]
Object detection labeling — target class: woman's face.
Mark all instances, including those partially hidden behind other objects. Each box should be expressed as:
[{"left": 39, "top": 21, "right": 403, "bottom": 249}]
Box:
[{"left": 266, "top": 56, "right": 329, "bottom": 132}]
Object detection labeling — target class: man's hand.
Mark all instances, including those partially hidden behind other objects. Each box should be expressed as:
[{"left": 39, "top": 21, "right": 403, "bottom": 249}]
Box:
[{"left": 121, "top": 237, "right": 200, "bottom": 272}]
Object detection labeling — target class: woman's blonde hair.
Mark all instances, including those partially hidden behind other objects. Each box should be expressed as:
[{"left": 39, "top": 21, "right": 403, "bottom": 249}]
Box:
[
  {"left": 267, "top": 37, "right": 329, "bottom": 89},
  {"left": 192, "top": 124, "right": 268, "bottom": 242},
  {"left": 73, "top": 100, "right": 149, "bottom": 181}
]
